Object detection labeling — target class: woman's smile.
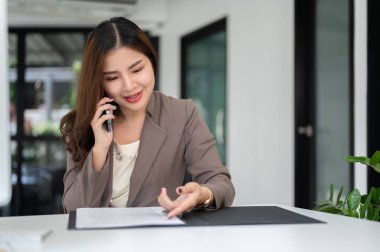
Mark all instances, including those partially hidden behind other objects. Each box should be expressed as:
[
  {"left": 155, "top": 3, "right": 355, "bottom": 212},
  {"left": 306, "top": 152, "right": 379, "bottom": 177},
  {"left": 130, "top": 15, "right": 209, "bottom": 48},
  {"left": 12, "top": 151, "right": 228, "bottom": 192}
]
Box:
[{"left": 124, "top": 91, "right": 143, "bottom": 103}]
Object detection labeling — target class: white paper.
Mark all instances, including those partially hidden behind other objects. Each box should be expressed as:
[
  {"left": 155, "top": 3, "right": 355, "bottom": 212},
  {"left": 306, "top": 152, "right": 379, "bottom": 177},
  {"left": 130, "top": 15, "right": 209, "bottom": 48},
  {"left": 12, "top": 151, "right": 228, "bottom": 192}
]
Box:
[{"left": 75, "top": 207, "right": 185, "bottom": 229}]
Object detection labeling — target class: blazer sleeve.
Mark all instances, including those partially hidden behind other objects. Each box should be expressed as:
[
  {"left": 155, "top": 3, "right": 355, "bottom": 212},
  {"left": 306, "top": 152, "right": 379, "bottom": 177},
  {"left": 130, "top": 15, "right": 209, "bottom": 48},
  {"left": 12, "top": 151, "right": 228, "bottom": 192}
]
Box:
[
  {"left": 62, "top": 149, "right": 111, "bottom": 213},
  {"left": 184, "top": 100, "right": 235, "bottom": 209}
]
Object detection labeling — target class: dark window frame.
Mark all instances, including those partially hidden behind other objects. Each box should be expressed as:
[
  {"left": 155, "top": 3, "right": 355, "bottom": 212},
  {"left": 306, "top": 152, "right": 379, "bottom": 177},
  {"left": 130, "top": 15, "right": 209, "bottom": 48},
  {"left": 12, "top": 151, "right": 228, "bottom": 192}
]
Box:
[{"left": 367, "top": 0, "right": 380, "bottom": 188}]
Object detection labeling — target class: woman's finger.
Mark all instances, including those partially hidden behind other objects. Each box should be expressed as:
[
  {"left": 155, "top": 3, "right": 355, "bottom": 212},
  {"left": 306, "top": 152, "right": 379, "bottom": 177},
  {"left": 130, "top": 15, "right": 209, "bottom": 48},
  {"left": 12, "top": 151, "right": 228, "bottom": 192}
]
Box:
[
  {"left": 176, "top": 182, "right": 199, "bottom": 195},
  {"left": 167, "top": 194, "right": 197, "bottom": 218},
  {"left": 96, "top": 97, "right": 114, "bottom": 107},
  {"left": 157, "top": 188, "right": 176, "bottom": 211},
  {"left": 91, "top": 103, "right": 117, "bottom": 124},
  {"left": 92, "top": 96, "right": 115, "bottom": 121},
  {"left": 91, "top": 112, "right": 115, "bottom": 130}
]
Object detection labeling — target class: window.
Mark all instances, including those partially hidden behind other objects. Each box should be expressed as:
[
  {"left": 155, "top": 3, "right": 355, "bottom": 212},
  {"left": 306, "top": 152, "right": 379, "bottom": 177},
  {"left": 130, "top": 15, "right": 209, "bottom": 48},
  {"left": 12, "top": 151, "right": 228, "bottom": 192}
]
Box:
[{"left": 181, "top": 18, "right": 227, "bottom": 164}]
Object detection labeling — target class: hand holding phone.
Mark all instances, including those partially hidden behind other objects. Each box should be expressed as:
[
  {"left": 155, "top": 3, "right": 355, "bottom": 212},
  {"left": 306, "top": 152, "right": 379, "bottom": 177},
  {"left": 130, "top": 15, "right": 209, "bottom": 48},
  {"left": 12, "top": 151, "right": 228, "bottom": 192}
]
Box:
[{"left": 103, "top": 110, "right": 113, "bottom": 132}]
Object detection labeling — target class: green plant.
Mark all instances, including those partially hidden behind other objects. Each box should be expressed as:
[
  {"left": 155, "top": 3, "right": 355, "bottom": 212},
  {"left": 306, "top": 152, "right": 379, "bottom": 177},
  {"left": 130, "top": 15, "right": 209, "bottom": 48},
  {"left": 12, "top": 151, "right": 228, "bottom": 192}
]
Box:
[
  {"left": 346, "top": 150, "right": 380, "bottom": 173},
  {"left": 32, "top": 121, "right": 60, "bottom": 136},
  {"left": 314, "top": 151, "right": 380, "bottom": 222}
]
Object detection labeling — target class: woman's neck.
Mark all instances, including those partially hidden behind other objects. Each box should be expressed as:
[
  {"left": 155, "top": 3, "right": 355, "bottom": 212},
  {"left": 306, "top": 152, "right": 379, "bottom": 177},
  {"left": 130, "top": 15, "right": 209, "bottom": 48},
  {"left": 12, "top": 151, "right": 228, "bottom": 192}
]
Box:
[{"left": 113, "top": 109, "right": 146, "bottom": 145}]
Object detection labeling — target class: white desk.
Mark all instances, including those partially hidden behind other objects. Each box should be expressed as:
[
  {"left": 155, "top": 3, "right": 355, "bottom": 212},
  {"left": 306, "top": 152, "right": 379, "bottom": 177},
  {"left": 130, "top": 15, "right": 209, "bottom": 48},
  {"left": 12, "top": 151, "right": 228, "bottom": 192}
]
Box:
[{"left": 0, "top": 205, "right": 378, "bottom": 252}]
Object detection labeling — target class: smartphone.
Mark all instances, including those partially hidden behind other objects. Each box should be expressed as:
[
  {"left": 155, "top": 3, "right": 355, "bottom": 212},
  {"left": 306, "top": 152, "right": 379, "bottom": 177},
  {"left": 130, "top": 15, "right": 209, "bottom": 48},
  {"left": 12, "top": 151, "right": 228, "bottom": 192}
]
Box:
[{"left": 103, "top": 110, "right": 112, "bottom": 132}]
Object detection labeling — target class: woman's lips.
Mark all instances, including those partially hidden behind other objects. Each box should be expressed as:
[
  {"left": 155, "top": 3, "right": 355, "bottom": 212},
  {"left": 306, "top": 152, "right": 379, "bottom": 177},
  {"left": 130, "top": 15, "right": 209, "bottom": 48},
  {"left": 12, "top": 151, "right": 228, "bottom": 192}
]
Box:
[{"left": 124, "top": 91, "right": 142, "bottom": 103}]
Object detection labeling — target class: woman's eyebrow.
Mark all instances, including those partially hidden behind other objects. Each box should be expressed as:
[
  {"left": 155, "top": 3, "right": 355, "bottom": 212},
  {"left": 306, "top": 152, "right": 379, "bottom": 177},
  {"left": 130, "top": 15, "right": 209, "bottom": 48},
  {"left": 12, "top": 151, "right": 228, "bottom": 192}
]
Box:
[
  {"left": 128, "top": 59, "right": 143, "bottom": 69},
  {"left": 103, "top": 60, "right": 143, "bottom": 75},
  {"left": 103, "top": 71, "right": 118, "bottom": 75}
]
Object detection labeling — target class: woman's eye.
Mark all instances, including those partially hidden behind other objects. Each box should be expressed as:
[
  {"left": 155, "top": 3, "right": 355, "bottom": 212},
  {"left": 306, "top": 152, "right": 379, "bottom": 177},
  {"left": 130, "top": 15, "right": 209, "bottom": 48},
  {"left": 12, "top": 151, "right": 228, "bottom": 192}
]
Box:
[
  {"left": 106, "top": 77, "right": 118, "bottom": 81},
  {"left": 133, "top": 68, "right": 143, "bottom": 73}
]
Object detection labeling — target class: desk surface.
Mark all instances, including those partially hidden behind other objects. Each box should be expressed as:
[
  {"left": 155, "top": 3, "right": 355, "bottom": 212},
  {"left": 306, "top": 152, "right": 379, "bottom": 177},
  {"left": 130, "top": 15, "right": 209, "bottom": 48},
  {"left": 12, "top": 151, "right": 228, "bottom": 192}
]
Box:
[{"left": 0, "top": 205, "right": 378, "bottom": 252}]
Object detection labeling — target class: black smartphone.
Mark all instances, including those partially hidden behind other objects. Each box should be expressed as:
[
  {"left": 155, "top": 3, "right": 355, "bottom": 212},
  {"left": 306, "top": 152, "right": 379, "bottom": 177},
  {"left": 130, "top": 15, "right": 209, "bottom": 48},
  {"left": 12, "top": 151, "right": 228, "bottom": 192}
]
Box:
[{"left": 102, "top": 109, "right": 112, "bottom": 132}]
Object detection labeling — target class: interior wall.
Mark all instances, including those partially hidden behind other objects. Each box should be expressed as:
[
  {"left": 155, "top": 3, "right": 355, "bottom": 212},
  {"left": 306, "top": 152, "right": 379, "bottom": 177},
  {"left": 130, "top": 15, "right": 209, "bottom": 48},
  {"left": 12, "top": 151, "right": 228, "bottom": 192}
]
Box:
[
  {"left": 0, "top": 0, "right": 11, "bottom": 206},
  {"left": 354, "top": 0, "right": 367, "bottom": 193},
  {"left": 157, "top": 0, "right": 295, "bottom": 206}
]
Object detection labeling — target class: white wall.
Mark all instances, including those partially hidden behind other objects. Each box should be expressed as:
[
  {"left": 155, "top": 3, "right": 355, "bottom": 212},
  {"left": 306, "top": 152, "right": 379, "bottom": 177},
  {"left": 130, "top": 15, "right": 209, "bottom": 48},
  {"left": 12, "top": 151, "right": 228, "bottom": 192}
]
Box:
[
  {"left": 0, "top": 0, "right": 11, "bottom": 206},
  {"left": 157, "top": 0, "right": 295, "bottom": 206},
  {"left": 354, "top": 0, "right": 367, "bottom": 193}
]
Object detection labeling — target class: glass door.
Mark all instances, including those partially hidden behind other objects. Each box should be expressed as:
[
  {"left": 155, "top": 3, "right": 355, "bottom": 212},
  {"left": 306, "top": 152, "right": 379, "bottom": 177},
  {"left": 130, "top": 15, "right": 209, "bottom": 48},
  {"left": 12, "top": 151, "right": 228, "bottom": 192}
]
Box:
[
  {"left": 295, "top": 0, "right": 353, "bottom": 208},
  {"left": 315, "top": 0, "right": 351, "bottom": 202},
  {"left": 8, "top": 29, "right": 89, "bottom": 215}
]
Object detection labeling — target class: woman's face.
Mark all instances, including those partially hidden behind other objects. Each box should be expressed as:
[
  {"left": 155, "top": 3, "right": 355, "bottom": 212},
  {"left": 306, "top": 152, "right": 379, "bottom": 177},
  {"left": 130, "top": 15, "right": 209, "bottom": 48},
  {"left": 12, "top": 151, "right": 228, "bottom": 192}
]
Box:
[{"left": 102, "top": 46, "right": 155, "bottom": 115}]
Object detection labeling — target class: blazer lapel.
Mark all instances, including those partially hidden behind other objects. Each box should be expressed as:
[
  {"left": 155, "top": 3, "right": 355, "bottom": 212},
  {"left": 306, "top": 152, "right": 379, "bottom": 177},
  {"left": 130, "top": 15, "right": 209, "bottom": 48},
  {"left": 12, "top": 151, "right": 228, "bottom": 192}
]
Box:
[{"left": 127, "top": 115, "right": 167, "bottom": 206}]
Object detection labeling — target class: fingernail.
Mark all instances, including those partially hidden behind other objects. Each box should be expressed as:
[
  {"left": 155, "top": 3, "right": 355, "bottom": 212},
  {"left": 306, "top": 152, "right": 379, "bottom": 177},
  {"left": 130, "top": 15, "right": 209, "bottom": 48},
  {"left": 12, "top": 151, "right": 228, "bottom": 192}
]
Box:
[{"left": 112, "top": 106, "right": 117, "bottom": 109}]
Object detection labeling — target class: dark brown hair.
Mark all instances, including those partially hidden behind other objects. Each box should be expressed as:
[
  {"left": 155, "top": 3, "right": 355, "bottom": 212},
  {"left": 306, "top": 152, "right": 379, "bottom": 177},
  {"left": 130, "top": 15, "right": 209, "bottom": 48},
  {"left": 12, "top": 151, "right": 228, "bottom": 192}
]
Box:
[{"left": 60, "top": 17, "right": 157, "bottom": 167}]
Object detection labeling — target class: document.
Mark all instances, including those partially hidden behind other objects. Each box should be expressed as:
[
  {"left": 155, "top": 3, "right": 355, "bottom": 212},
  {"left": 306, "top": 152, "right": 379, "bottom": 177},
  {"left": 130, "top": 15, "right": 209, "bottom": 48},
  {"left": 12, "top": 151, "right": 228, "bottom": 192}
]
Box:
[{"left": 75, "top": 207, "right": 185, "bottom": 229}]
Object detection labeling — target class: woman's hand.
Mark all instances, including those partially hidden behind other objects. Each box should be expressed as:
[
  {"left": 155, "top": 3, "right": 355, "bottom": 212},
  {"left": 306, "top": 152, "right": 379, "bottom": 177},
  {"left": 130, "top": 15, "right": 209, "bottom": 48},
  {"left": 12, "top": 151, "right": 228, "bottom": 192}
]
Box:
[
  {"left": 157, "top": 182, "right": 213, "bottom": 218},
  {"left": 90, "top": 97, "right": 116, "bottom": 171}
]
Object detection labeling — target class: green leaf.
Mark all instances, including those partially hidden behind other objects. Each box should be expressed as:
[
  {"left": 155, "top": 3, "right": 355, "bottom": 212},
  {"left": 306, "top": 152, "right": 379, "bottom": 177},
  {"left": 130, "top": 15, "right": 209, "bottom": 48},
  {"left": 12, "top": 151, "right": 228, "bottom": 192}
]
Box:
[
  {"left": 360, "top": 195, "right": 367, "bottom": 204},
  {"left": 363, "top": 192, "right": 372, "bottom": 209},
  {"left": 313, "top": 200, "right": 333, "bottom": 210},
  {"left": 359, "top": 205, "right": 366, "bottom": 219},
  {"left": 340, "top": 208, "right": 349, "bottom": 216},
  {"left": 360, "top": 192, "right": 372, "bottom": 219},
  {"left": 329, "top": 184, "right": 334, "bottom": 202},
  {"left": 369, "top": 151, "right": 380, "bottom": 166},
  {"left": 336, "top": 200, "right": 345, "bottom": 208},
  {"left": 345, "top": 156, "right": 368, "bottom": 164},
  {"left": 367, "top": 205, "right": 374, "bottom": 220},
  {"left": 352, "top": 211, "right": 359, "bottom": 218},
  {"left": 370, "top": 188, "right": 380, "bottom": 205},
  {"left": 372, "top": 207, "right": 380, "bottom": 221},
  {"left": 347, "top": 189, "right": 361, "bottom": 212},
  {"left": 315, "top": 199, "right": 332, "bottom": 206},
  {"left": 348, "top": 209, "right": 359, "bottom": 218},
  {"left": 336, "top": 186, "right": 343, "bottom": 204},
  {"left": 373, "top": 163, "right": 380, "bottom": 173},
  {"left": 314, "top": 203, "right": 332, "bottom": 211},
  {"left": 318, "top": 205, "right": 342, "bottom": 214}
]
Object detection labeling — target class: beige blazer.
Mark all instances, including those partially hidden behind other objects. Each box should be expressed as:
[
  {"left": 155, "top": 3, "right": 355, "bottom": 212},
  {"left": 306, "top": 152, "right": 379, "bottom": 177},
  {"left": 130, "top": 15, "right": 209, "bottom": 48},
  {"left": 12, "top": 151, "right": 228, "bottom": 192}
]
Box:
[{"left": 62, "top": 91, "right": 235, "bottom": 213}]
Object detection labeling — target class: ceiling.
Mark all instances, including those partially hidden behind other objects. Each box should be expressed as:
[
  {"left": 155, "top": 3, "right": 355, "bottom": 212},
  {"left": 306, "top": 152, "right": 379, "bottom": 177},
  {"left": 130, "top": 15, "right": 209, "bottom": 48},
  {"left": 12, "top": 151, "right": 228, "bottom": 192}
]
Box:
[
  {"left": 7, "top": 0, "right": 165, "bottom": 68},
  {"left": 8, "top": 32, "right": 87, "bottom": 68},
  {"left": 7, "top": 0, "right": 167, "bottom": 32}
]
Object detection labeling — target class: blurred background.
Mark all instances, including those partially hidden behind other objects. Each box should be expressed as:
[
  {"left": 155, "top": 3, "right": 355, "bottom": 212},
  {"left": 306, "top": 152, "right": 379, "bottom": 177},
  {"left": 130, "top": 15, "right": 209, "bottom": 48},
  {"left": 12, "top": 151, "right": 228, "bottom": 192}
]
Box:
[{"left": 1, "top": 0, "right": 379, "bottom": 216}]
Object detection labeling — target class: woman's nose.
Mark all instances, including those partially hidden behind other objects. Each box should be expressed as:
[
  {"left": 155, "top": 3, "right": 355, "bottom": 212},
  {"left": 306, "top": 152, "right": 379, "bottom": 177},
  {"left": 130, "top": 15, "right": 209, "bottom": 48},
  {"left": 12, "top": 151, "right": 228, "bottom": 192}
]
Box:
[{"left": 121, "top": 74, "right": 136, "bottom": 91}]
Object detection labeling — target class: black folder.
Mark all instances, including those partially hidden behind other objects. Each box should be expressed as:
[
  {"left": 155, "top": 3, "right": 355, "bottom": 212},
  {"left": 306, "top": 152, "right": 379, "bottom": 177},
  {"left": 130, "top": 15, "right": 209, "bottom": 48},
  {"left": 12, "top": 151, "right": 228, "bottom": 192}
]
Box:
[
  {"left": 68, "top": 206, "right": 324, "bottom": 230},
  {"left": 181, "top": 206, "right": 324, "bottom": 226}
]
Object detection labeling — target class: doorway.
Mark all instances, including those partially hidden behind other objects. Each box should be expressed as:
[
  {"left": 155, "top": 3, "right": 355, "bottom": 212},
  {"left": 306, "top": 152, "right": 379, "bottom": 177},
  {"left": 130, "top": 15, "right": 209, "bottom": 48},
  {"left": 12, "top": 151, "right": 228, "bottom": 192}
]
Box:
[{"left": 295, "top": 0, "right": 354, "bottom": 209}]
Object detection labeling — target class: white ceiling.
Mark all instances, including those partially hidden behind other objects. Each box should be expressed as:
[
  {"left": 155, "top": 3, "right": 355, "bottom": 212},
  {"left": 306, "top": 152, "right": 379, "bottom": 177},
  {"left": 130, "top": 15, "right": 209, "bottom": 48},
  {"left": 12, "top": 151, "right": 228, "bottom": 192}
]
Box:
[{"left": 7, "top": 0, "right": 167, "bottom": 32}]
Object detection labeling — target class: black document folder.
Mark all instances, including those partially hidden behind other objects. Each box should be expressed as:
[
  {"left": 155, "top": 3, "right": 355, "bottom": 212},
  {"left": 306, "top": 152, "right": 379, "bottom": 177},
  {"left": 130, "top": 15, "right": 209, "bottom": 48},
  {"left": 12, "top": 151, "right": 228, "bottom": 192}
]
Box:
[
  {"left": 68, "top": 206, "right": 324, "bottom": 230},
  {"left": 182, "top": 206, "right": 324, "bottom": 226}
]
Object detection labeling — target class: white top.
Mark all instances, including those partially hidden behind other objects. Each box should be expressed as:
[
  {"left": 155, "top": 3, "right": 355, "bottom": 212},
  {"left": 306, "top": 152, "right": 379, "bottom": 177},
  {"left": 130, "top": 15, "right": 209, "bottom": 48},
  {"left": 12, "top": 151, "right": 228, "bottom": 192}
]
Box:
[{"left": 110, "top": 140, "right": 140, "bottom": 207}]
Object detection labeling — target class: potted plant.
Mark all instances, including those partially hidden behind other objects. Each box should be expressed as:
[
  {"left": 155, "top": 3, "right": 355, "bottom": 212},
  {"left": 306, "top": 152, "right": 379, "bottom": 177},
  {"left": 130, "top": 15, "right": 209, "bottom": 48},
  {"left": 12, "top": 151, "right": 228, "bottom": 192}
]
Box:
[{"left": 314, "top": 151, "right": 380, "bottom": 221}]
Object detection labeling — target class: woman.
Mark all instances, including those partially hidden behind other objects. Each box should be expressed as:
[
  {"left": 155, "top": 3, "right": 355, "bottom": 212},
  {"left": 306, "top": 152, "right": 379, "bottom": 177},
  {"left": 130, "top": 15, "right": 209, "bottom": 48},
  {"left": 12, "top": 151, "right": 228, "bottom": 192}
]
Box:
[{"left": 60, "top": 17, "right": 235, "bottom": 218}]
